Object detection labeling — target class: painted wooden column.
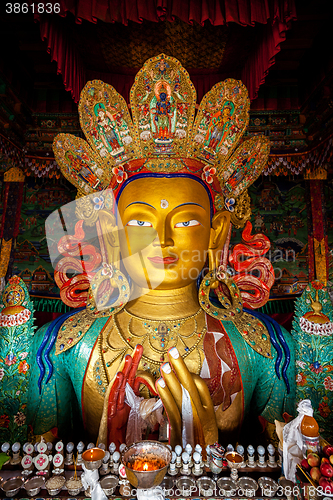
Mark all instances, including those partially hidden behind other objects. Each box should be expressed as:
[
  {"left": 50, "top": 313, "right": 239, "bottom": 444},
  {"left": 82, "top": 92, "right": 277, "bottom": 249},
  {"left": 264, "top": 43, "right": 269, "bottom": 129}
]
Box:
[
  {"left": 0, "top": 167, "right": 25, "bottom": 289},
  {"left": 305, "top": 168, "right": 329, "bottom": 285}
]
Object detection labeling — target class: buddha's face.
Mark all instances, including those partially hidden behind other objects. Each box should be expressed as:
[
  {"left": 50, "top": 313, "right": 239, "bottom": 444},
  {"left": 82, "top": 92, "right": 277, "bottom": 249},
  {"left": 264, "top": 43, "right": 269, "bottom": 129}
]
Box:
[{"left": 117, "top": 177, "right": 213, "bottom": 290}]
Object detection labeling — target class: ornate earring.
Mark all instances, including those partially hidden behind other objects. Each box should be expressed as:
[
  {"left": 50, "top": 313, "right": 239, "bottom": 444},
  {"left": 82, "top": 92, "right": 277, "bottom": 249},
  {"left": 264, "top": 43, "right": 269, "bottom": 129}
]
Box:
[
  {"left": 86, "top": 263, "right": 130, "bottom": 318},
  {"left": 198, "top": 267, "right": 243, "bottom": 321}
]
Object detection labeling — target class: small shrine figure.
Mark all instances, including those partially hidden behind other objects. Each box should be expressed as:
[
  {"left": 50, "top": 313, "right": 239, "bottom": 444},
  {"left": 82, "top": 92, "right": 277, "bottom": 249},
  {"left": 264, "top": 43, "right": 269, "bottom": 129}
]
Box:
[
  {"left": 225, "top": 156, "right": 256, "bottom": 193},
  {"left": 65, "top": 152, "right": 101, "bottom": 190},
  {"left": 94, "top": 103, "right": 125, "bottom": 156},
  {"left": 155, "top": 58, "right": 169, "bottom": 75},
  {"left": 204, "top": 102, "right": 234, "bottom": 152},
  {"left": 151, "top": 81, "right": 175, "bottom": 143}
]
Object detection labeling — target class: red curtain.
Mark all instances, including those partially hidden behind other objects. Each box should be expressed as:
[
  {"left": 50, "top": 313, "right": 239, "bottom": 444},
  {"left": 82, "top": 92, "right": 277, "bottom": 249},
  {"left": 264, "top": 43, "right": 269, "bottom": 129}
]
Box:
[
  {"left": 39, "top": 14, "right": 87, "bottom": 103},
  {"left": 34, "top": 311, "right": 63, "bottom": 329},
  {"left": 38, "top": 0, "right": 296, "bottom": 102},
  {"left": 85, "top": 68, "right": 228, "bottom": 107},
  {"left": 242, "top": 16, "right": 295, "bottom": 101},
  {"left": 53, "top": 0, "right": 295, "bottom": 27},
  {"left": 270, "top": 312, "right": 294, "bottom": 333}
]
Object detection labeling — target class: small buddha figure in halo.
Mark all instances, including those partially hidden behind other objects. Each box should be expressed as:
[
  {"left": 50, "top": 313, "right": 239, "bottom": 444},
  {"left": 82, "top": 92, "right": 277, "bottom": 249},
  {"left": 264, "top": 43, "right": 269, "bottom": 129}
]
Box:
[{"left": 26, "top": 54, "right": 296, "bottom": 449}]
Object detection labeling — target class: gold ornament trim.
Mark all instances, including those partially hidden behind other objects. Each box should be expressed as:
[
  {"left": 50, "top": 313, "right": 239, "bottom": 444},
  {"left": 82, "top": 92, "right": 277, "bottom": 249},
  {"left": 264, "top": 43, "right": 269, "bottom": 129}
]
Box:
[
  {"left": 106, "top": 309, "right": 206, "bottom": 376},
  {"left": 4, "top": 167, "right": 25, "bottom": 182},
  {"left": 55, "top": 309, "right": 94, "bottom": 355},
  {"left": 85, "top": 265, "right": 130, "bottom": 319},
  {"left": 124, "top": 308, "right": 203, "bottom": 361},
  {"left": 2, "top": 283, "right": 25, "bottom": 308},
  {"left": 199, "top": 269, "right": 243, "bottom": 320},
  {"left": 199, "top": 269, "right": 271, "bottom": 358},
  {"left": 75, "top": 195, "right": 99, "bottom": 226},
  {"left": 233, "top": 312, "right": 272, "bottom": 359},
  {"left": 304, "top": 166, "right": 327, "bottom": 180},
  {"left": 214, "top": 189, "right": 252, "bottom": 228},
  {"left": 231, "top": 190, "right": 252, "bottom": 228}
]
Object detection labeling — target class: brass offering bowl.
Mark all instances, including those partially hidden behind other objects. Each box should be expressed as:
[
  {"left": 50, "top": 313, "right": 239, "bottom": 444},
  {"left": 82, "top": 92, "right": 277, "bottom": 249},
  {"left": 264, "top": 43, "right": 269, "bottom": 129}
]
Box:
[
  {"left": 65, "top": 477, "right": 83, "bottom": 496},
  {"left": 225, "top": 451, "right": 244, "bottom": 468},
  {"left": 82, "top": 447, "right": 105, "bottom": 470},
  {"left": 197, "top": 476, "right": 216, "bottom": 497},
  {"left": 258, "top": 477, "right": 279, "bottom": 497},
  {"left": 175, "top": 476, "right": 196, "bottom": 496},
  {"left": 121, "top": 441, "right": 171, "bottom": 490},
  {"left": 24, "top": 476, "right": 45, "bottom": 497},
  {"left": 160, "top": 476, "right": 174, "bottom": 496},
  {"left": 217, "top": 477, "right": 238, "bottom": 496},
  {"left": 45, "top": 475, "right": 66, "bottom": 496},
  {"left": 237, "top": 476, "right": 259, "bottom": 497},
  {"left": 100, "top": 475, "right": 119, "bottom": 496},
  {"left": 1, "top": 476, "right": 24, "bottom": 498}
]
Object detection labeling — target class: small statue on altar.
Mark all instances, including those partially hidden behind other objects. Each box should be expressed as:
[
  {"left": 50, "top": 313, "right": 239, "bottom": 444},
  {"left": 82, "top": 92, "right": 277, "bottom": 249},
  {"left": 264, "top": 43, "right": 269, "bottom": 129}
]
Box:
[
  {"left": 23, "top": 54, "right": 295, "bottom": 449},
  {"left": 65, "top": 151, "right": 101, "bottom": 190},
  {"left": 204, "top": 102, "right": 234, "bottom": 151},
  {"left": 150, "top": 81, "right": 175, "bottom": 143},
  {"left": 94, "top": 103, "right": 125, "bottom": 156}
]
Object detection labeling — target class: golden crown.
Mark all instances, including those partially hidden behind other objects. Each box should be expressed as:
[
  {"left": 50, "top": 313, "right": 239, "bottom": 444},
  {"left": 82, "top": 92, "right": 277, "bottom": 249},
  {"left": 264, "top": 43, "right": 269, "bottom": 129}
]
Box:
[{"left": 53, "top": 53, "right": 269, "bottom": 224}]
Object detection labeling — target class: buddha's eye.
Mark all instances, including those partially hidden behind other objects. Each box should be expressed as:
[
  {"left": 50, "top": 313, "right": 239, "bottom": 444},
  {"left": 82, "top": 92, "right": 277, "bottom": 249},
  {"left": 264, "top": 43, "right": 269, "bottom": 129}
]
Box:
[
  {"left": 127, "top": 220, "right": 152, "bottom": 227},
  {"left": 174, "top": 220, "right": 201, "bottom": 228}
]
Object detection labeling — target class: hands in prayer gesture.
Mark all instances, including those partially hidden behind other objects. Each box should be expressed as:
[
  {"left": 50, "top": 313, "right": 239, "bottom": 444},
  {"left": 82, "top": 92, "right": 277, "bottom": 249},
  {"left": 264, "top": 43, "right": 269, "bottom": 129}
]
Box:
[
  {"left": 156, "top": 347, "right": 218, "bottom": 448},
  {"left": 107, "top": 345, "right": 156, "bottom": 448},
  {"left": 107, "top": 343, "right": 218, "bottom": 449}
]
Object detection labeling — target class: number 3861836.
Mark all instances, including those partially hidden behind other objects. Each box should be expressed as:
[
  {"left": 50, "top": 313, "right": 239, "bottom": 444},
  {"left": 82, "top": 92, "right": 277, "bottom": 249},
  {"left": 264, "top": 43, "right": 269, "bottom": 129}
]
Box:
[{"left": 6, "top": 3, "right": 61, "bottom": 14}]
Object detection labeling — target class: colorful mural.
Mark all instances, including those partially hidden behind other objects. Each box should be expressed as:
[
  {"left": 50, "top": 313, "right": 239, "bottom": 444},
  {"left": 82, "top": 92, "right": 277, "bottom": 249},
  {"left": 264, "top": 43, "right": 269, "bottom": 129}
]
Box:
[
  {"left": 231, "top": 178, "right": 308, "bottom": 298},
  {"left": 8, "top": 178, "right": 75, "bottom": 297}
]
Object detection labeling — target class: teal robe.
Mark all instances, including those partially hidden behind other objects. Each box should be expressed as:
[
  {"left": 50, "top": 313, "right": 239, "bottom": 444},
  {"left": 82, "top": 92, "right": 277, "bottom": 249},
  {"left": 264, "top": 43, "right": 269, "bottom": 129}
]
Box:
[{"left": 27, "top": 311, "right": 295, "bottom": 443}]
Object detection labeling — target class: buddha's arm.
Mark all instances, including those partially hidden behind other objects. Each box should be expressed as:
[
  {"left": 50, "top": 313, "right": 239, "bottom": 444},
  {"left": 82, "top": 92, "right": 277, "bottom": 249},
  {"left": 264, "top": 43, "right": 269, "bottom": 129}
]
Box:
[
  {"left": 27, "top": 323, "right": 83, "bottom": 441},
  {"left": 250, "top": 326, "right": 296, "bottom": 423}
]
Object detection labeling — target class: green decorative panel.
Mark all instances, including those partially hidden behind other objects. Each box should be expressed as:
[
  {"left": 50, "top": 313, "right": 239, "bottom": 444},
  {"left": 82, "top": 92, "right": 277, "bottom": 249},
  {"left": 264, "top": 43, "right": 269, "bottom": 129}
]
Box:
[
  {"left": 0, "top": 276, "right": 36, "bottom": 442},
  {"left": 292, "top": 281, "right": 333, "bottom": 442}
]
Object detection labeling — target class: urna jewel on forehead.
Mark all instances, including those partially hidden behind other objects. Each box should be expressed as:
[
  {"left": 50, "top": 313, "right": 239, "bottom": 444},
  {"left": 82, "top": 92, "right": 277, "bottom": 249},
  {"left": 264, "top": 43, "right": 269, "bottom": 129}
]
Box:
[{"left": 53, "top": 53, "right": 270, "bottom": 210}]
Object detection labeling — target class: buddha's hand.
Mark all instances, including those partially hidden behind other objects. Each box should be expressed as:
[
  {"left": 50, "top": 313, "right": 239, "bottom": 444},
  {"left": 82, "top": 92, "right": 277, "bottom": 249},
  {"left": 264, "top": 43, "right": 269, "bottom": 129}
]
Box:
[
  {"left": 155, "top": 347, "right": 218, "bottom": 449},
  {"left": 107, "top": 344, "right": 157, "bottom": 449}
]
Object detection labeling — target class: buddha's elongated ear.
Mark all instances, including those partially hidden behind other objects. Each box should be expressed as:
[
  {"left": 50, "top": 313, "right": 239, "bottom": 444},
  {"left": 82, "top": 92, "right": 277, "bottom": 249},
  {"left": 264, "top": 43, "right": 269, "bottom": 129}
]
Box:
[
  {"left": 97, "top": 211, "right": 120, "bottom": 265},
  {"left": 208, "top": 210, "right": 231, "bottom": 270}
]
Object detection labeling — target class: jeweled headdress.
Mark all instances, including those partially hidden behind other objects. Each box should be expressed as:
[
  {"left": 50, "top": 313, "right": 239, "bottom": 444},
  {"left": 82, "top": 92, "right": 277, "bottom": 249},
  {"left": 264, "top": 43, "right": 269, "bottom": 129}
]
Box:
[
  {"left": 51, "top": 54, "right": 273, "bottom": 313},
  {"left": 53, "top": 54, "right": 269, "bottom": 225}
]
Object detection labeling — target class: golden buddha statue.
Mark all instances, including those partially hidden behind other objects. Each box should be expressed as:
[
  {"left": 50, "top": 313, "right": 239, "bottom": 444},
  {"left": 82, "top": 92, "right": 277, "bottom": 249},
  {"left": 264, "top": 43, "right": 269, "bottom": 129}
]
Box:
[{"left": 27, "top": 54, "right": 295, "bottom": 449}]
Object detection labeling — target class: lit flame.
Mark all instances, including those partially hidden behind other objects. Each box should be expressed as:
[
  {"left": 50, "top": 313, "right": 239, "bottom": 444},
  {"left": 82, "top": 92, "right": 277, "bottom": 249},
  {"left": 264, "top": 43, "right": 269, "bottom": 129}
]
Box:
[{"left": 143, "top": 462, "right": 149, "bottom": 471}]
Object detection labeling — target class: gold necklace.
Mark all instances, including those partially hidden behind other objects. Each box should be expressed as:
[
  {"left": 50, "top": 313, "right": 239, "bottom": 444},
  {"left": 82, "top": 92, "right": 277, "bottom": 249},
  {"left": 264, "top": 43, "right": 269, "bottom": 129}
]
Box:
[
  {"left": 125, "top": 308, "right": 201, "bottom": 352},
  {"left": 107, "top": 309, "right": 206, "bottom": 373}
]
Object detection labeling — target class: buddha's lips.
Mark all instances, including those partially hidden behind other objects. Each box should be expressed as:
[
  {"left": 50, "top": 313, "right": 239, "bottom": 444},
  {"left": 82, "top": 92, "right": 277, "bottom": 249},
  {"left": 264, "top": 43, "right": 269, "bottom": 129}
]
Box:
[{"left": 148, "top": 256, "right": 178, "bottom": 264}]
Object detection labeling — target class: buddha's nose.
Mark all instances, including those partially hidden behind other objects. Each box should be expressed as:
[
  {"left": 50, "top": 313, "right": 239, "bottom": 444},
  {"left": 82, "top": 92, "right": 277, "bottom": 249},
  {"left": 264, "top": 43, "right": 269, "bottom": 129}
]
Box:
[{"left": 156, "top": 222, "right": 174, "bottom": 248}]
